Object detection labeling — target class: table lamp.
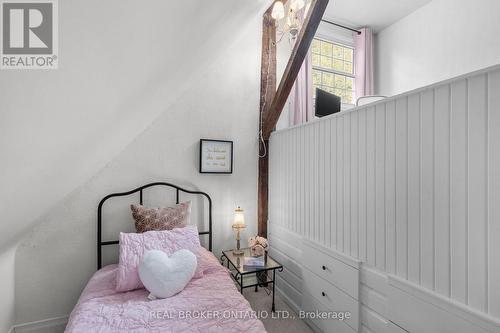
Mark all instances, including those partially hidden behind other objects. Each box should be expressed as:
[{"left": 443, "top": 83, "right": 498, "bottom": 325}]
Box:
[{"left": 232, "top": 206, "right": 246, "bottom": 255}]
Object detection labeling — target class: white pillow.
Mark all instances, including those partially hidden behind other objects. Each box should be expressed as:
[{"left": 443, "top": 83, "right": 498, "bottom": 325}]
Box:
[{"left": 138, "top": 249, "right": 197, "bottom": 299}]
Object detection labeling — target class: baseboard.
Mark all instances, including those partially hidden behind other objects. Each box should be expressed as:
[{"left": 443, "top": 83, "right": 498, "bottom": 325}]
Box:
[
  {"left": 8, "top": 326, "right": 15, "bottom": 333},
  {"left": 13, "top": 316, "right": 68, "bottom": 333},
  {"left": 275, "top": 285, "right": 300, "bottom": 314},
  {"left": 302, "top": 317, "right": 322, "bottom": 333},
  {"left": 275, "top": 285, "right": 322, "bottom": 333},
  {"left": 388, "top": 274, "right": 500, "bottom": 332}
]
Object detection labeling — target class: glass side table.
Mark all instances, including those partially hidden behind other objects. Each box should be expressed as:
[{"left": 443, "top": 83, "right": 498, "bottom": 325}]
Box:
[{"left": 221, "top": 248, "right": 283, "bottom": 312}]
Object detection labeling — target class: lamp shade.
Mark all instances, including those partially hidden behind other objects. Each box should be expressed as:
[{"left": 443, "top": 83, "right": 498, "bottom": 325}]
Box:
[
  {"left": 304, "top": 0, "right": 311, "bottom": 16},
  {"left": 271, "top": 1, "right": 285, "bottom": 20},
  {"left": 290, "top": 0, "right": 305, "bottom": 11},
  {"left": 233, "top": 206, "right": 245, "bottom": 227}
]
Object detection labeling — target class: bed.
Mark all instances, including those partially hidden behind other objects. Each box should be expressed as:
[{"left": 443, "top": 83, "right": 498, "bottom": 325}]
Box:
[{"left": 65, "top": 182, "right": 267, "bottom": 333}]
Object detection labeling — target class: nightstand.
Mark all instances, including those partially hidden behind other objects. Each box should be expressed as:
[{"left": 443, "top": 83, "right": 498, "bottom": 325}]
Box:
[{"left": 221, "top": 248, "right": 283, "bottom": 312}]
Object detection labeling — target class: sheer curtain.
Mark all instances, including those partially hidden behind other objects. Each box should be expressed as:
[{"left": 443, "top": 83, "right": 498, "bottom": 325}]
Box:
[
  {"left": 288, "top": 51, "right": 314, "bottom": 126},
  {"left": 354, "top": 27, "right": 374, "bottom": 99},
  {"left": 288, "top": 8, "right": 314, "bottom": 127}
]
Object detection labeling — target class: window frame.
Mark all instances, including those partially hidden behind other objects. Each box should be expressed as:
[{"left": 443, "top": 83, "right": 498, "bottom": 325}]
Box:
[{"left": 311, "top": 37, "right": 356, "bottom": 105}]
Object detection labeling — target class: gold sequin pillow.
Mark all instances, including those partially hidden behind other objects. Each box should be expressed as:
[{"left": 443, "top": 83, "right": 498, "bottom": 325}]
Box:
[{"left": 131, "top": 201, "right": 191, "bottom": 233}]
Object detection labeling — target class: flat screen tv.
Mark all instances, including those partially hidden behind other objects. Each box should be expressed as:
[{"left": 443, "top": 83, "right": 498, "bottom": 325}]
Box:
[{"left": 315, "top": 88, "right": 341, "bottom": 118}]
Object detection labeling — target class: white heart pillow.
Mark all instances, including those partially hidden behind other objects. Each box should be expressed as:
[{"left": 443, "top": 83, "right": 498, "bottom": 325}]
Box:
[{"left": 138, "top": 249, "right": 197, "bottom": 299}]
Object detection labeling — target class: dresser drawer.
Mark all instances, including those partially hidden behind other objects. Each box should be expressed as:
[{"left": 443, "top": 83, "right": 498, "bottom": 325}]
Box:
[
  {"left": 302, "top": 291, "right": 357, "bottom": 333},
  {"left": 303, "top": 242, "right": 359, "bottom": 299},
  {"left": 302, "top": 268, "right": 359, "bottom": 331}
]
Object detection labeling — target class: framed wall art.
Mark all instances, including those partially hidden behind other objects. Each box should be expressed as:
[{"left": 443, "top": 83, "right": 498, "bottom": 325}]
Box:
[{"left": 199, "top": 139, "right": 233, "bottom": 174}]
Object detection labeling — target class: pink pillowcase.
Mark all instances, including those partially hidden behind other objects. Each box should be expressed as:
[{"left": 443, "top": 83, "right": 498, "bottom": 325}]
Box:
[{"left": 115, "top": 225, "right": 204, "bottom": 292}]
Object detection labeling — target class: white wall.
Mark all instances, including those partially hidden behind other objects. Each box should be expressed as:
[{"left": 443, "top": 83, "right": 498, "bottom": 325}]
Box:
[
  {"left": 315, "top": 21, "right": 355, "bottom": 47},
  {"left": 375, "top": 0, "right": 500, "bottom": 96},
  {"left": 269, "top": 65, "right": 500, "bottom": 323},
  {"left": 0, "top": 0, "right": 266, "bottom": 252},
  {"left": 0, "top": 245, "right": 16, "bottom": 333},
  {"left": 0, "top": 0, "right": 271, "bottom": 327}
]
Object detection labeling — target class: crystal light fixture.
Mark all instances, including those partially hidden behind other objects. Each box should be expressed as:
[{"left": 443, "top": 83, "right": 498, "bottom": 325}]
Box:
[
  {"left": 271, "top": 0, "right": 309, "bottom": 43},
  {"left": 290, "top": 0, "right": 305, "bottom": 11},
  {"left": 271, "top": 1, "right": 285, "bottom": 20}
]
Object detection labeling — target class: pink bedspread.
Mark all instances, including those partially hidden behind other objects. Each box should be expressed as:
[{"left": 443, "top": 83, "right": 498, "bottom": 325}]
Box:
[{"left": 65, "top": 248, "right": 266, "bottom": 333}]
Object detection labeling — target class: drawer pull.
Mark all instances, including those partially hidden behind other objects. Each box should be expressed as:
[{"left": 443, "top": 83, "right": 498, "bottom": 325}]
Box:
[
  {"left": 321, "top": 291, "right": 326, "bottom": 297},
  {"left": 322, "top": 265, "right": 327, "bottom": 271}
]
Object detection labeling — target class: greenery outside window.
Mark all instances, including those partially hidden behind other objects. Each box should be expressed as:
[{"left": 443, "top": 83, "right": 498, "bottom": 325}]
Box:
[{"left": 311, "top": 38, "right": 355, "bottom": 105}]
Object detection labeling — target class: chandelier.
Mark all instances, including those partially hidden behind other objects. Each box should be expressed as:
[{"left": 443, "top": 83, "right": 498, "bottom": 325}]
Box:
[{"left": 271, "top": 0, "right": 310, "bottom": 43}]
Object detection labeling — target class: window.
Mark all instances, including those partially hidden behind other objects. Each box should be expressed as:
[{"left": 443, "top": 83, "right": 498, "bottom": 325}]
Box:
[{"left": 311, "top": 38, "right": 355, "bottom": 105}]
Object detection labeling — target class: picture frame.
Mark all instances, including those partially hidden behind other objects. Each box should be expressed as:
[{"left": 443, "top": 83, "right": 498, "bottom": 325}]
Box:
[{"left": 199, "top": 139, "right": 233, "bottom": 174}]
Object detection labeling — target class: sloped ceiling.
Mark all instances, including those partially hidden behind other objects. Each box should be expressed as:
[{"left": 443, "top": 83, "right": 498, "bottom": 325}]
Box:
[{"left": 0, "top": 0, "right": 272, "bottom": 251}]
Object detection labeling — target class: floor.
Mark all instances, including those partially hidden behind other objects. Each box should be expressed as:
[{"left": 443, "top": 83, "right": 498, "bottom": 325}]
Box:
[{"left": 244, "top": 287, "right": 314, "bottom": 333}]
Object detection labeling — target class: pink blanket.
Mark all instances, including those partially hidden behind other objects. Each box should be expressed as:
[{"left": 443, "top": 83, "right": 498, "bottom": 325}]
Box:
[{"left": 65, "top": 248, "right": 267, "bottom": 333}]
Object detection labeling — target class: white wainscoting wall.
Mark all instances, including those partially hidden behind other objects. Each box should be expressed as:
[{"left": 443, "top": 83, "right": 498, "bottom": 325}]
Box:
[{"left": 268, "top": 64, "right": 500, "bottom": 331}]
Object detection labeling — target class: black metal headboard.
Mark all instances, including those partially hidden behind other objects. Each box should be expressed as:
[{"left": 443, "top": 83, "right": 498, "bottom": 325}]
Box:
[{"left": 97, "top": 182, "right": 212, "bottom": 269}]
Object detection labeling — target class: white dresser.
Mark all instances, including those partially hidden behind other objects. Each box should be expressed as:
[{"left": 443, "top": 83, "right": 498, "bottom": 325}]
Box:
[
  {"left": 269, "top": 223, "right": 407, "bottom": 333},
  {"left": 300, "top": 239, "right": 361, "bottom": 333}
]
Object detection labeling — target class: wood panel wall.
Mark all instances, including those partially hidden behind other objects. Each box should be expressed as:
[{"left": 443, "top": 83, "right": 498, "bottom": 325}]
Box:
[{"left": 268, "top": 65, "right": 500, "bottom": 318}]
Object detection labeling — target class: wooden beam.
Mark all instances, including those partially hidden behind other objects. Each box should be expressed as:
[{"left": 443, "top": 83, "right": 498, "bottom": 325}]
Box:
[
  {"left": 262, "top": 0, "right": 329, "bottom": 139},
  {"left": 257, "top": 12, "right": 276, "bottom": 237},
  {"left": 258, "top": 142, "right": 269, "bottom": 237},
  {"left": 258, "top": 0, "right": 329, "bottom": 237}
]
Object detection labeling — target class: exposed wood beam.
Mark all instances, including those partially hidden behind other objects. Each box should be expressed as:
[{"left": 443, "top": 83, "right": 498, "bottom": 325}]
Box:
[
  {"left": 257, "top": 141, "right": 269, "bottom": 237},
  {"left": 257, "top": 11, "right": 276, "bottom": 237},
  {"left": 262, "top": 0, "right": 329, "bottom": 139},
  {"left": 258, "top": 0, "right": 329, "bottom": 237}
]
